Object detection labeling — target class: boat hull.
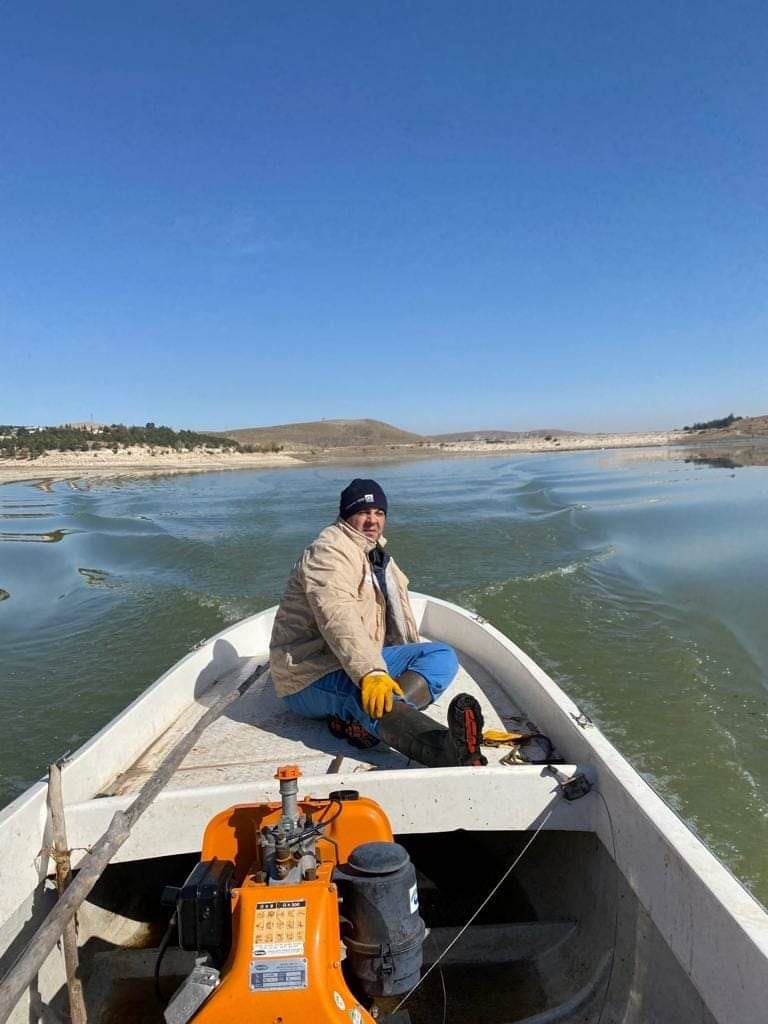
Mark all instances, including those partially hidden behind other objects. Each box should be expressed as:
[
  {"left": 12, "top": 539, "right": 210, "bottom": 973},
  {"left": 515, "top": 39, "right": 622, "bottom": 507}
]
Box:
[{"left": 1, "top": 595, "right": 766, "bottom": 1023}]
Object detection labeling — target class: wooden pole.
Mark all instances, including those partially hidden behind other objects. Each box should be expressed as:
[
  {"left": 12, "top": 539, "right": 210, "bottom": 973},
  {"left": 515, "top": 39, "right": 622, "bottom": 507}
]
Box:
[
  {"left": 0, "top": 659, "right": 265, "bottom": 1024},
  {"left": 47, "top": 761, "right": 88, "bottom": 1024}
]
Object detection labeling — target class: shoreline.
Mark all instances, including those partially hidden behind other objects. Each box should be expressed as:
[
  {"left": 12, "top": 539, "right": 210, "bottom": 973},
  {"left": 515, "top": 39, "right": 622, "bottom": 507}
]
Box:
[
  {"left": 0, "top": 448, "right": 303, "bottom": 488},
  {"left": 2, "top": 430, "right": 763, "bottom": 487}
]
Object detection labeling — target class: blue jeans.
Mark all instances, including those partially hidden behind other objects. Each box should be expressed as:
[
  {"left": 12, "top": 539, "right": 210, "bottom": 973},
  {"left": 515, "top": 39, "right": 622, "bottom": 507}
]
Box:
[{"left": 282, "top": 642, "right": 459, "bottom": 735}]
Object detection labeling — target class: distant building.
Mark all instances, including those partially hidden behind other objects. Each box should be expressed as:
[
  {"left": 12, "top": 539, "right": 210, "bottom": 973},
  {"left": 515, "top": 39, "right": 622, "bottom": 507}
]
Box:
[{"left": 63, "top": 421, "right": 106, "bottom": 434}]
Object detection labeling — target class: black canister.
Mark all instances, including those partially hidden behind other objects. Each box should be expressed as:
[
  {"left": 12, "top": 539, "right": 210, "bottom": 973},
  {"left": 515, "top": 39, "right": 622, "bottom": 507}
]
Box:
[{"left": 334, "top": 841, "right": 425, "bottom": 997}]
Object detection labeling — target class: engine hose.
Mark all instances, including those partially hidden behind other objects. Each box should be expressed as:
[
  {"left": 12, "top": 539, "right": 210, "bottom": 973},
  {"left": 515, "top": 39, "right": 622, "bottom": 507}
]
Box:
[
  {"left": 154, "top": 909, "right": 178, "bottom": 1006},
  {"left": 285, "top": 798, "right": 344, "bottom": 847}
]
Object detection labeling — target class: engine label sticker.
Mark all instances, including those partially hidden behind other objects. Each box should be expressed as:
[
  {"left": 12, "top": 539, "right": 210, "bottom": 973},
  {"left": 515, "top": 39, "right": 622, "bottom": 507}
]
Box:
[
  {"left": 250, "top": 956, "right": 308, "bottom": 992},
  {"left": 253, "top": 899, "right": 307, "bottom": 957},
  {"left": 409, "top": 883, "right": 419, "bottom": 913}
]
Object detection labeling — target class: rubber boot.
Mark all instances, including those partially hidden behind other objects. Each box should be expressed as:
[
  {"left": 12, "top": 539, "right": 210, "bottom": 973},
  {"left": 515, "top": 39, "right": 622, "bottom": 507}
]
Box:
[
  {"left": 327, "top": 672, "right": 431, "bottom": 750},
  {"left": 378, "top": 693, "right": 487, "bottom": 767}
]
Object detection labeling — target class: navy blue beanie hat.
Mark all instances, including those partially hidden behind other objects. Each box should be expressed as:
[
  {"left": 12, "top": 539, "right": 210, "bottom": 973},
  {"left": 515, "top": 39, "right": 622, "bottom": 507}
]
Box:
[{"left": 339, "top": 479, "right": 388, "bottom": 519}]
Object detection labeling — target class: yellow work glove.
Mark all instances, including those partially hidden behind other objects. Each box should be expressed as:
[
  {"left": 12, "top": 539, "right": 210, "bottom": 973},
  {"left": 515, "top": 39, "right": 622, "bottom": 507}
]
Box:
[{"left": 360, "top": 672, "right": 404, "bottom": 719}]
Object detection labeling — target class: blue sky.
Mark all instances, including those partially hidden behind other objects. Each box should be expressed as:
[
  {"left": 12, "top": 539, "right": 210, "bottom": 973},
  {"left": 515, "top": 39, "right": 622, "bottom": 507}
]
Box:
[{"left": 1, "top": 1, "right": 766, "bottom": 434}]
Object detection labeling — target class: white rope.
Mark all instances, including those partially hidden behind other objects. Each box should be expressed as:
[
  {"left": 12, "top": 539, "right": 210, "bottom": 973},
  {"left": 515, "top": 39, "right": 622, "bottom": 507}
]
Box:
[{"left": 392, "top": 806, "right": 556, "bottom": 1014}]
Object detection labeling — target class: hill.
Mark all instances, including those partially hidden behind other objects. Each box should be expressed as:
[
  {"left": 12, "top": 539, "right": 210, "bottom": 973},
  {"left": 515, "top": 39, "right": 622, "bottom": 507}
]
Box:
[
  {"left": 682, "top": 413, "right": 768, "bottom": 438},
  {"left": 725, "top": 414, "right": 768, "bottom": 435},
  {"left": 217, "top": 418, "right": 426, "bottom": 449}
]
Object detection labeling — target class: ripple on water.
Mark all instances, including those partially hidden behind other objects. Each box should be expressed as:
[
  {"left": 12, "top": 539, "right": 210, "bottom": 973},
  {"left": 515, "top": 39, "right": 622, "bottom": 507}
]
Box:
[
  {"left": 0, "top": 512, "right": 51, "bottom": 519},
  {"left": 183, "top": 589, "right": 264, "bottom": 625}
]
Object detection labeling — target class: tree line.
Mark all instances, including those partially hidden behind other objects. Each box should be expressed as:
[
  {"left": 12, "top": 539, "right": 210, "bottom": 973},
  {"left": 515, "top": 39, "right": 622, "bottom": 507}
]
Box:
[
  {"left": 0, "top": 423, "right": 282, "bottom": 460},
  {"left": 682, "top": 414, "right": 742, "bottom": 432}
]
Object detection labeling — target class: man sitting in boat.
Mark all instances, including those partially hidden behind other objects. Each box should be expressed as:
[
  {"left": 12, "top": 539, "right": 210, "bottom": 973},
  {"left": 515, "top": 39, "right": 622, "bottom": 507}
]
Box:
[{"left": 270, "top": 478, "right": 486, "bottom": 767}]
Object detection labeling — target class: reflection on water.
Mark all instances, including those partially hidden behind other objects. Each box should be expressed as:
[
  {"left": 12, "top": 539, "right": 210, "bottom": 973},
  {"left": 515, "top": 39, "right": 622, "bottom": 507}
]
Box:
[
  {"left": 620, "top": 439, "right": 768, "bottom": 470},
  {"left": 683, "top": 448, "right": 768, "bottom": 469},
  {"left": 685, "top": 455, "right": 740, "bottom": 469},
  {"left": 671, "top": 438, "right": 768, "bottom": 469}
]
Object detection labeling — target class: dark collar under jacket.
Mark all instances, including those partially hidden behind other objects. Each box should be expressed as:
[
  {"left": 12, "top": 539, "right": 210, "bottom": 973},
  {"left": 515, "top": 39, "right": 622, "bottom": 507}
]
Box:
[{"left": 368, "top": 543, "right": 391, "bottom": 602}]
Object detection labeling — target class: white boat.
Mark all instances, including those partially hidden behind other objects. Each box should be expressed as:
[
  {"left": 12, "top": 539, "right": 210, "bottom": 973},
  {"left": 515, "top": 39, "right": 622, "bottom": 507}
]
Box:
[{"left": 1, "top": 594, "right": 767, "bottom": 1023}]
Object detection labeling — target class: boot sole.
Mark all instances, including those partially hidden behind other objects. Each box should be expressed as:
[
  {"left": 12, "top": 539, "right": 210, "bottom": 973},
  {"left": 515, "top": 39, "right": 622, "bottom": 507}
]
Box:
[
  {"left": 447, "top": 694, "right": 488, "bottom": 766},
  {"left": 326, "top": 714, "right": 379, "bottom": 750}
]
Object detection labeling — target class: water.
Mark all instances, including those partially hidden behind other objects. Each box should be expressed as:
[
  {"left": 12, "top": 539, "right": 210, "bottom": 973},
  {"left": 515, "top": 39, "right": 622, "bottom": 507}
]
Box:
[{"left": 1, "top": 448, "right": 767, "bottom": 904}]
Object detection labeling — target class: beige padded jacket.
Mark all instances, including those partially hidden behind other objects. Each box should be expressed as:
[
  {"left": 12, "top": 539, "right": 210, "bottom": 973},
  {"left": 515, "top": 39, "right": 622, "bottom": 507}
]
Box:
[{"left": 269, "top": 518, "right": 419, "bottom": 698}]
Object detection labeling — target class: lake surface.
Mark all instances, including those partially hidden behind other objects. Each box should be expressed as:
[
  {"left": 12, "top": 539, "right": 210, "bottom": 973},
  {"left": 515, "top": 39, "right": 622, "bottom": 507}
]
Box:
[{"left": 1, "top": 447, "right": 767, "bottom": 904}]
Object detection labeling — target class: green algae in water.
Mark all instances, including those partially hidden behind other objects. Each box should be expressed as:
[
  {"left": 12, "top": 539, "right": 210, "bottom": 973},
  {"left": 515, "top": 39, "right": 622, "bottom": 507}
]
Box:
[
  {"left": 77, "top": 567, "right": 110, "bottom": 584},
  {"left": 0, "top": 528, "right": 70, "bottom": 543}
]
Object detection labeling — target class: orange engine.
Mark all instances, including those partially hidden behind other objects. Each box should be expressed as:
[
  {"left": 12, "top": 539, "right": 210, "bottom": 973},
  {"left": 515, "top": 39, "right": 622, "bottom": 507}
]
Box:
[{"left": 161, "top": 767, "right": 425, "bottom": 1024}]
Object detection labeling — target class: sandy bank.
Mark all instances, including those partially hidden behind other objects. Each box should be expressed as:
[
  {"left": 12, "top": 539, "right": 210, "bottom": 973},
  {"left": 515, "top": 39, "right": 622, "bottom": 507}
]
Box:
[
  {"left": 423, "top": 430, "right": 687, "bottom": 455},
  {"left": 0, "top": 446, "right": 303, "bottom": 487},
  {"left": 291, "top": 430, "right": 689, "bottom": 464}
]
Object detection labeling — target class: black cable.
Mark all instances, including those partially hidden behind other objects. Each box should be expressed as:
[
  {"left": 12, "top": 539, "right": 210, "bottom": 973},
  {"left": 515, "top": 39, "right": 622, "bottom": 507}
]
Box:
[
  {"left": 594, "top": 788, "right": 620, "bottom": 1024},
  {"left": 285, "top": 798, "right": 344, "bottom": 847},
  {"left": 154, "top": 909, "right": 177, "bottom": 1006},
  {"left": 393, "top": 807, "right": 556, "bottom": 1014},
  {"left": 313, "top": 796, "right": 344, "bottom": 828},
  {"left": 428, "top": 930, "right": 448, "bottom": 1024}
]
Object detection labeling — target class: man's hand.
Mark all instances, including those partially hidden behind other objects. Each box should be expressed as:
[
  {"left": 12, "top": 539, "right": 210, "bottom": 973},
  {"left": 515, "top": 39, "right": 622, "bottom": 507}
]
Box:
[{"left": 360, "top": 672, "right": 404, "bottom": 718}]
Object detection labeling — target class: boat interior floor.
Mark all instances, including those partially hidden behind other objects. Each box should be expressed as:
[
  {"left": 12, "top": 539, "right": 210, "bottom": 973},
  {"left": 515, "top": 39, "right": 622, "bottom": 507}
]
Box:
[
  {"left": 77, "top": 831, "right": 598, "bottom": 1024},
  {"left": 102, "top": 647, "right": 558, "bottom": 797},
  {"left": 73, "top": 828, "right": 719, "bottom": 1024}
]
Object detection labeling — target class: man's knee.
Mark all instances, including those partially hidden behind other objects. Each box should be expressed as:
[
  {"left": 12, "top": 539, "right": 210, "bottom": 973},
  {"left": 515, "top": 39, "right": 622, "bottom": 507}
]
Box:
[
  {"left": 426, "top": 642, "right": 459, "bottom": 681},
  {"left": 410, "top": 642, "right": 459, "bottom": 697}
]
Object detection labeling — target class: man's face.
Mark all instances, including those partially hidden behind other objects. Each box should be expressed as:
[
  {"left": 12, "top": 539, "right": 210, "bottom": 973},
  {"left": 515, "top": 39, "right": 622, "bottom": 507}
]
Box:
[{"left": 346, "top": 507, "right": 386, "bottom": 543}]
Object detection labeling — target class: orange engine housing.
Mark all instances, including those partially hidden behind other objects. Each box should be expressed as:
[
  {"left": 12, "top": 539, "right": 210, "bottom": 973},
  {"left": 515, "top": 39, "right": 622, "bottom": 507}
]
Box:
[{"left": 189, "top": 792, "right": 394, "bottom": 1024}]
